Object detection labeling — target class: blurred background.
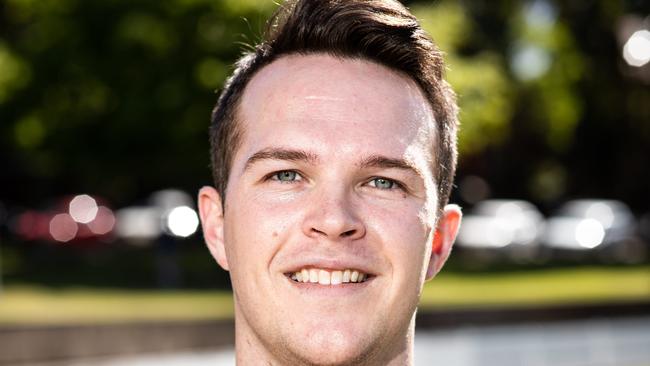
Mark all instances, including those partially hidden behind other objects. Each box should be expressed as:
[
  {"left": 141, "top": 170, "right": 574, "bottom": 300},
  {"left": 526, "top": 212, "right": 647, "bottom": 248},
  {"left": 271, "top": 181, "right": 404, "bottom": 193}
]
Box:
[{"left": 0, "top": 0, "right": 649, "bottom": 365}]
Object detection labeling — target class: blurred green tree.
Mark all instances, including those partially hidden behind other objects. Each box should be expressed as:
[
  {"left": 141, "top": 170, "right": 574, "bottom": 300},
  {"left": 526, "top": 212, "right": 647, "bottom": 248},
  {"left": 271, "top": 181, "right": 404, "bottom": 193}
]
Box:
[
  {"left": 0, "top": 0, "right": 276, "bottom": 206},
  {"left": 0, "top": 0, "right": 648, "bottom": 211}
]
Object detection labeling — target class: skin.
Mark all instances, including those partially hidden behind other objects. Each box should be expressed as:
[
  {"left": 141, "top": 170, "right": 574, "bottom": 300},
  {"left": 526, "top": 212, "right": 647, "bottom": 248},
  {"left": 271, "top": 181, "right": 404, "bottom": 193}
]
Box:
[{"left": 199, "top": 54, "right": 461, "bottom": 366}]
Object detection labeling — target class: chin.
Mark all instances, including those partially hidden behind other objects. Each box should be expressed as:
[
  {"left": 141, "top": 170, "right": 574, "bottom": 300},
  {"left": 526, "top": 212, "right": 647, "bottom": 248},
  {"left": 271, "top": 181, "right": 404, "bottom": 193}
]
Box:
[{"left": 280, "top": 324, "right": 381, "bottom": 366}]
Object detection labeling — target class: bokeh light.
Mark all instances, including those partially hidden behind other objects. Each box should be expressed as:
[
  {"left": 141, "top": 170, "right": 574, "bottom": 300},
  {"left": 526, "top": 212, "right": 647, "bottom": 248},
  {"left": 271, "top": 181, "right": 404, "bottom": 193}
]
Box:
[
  {"left": 575, "top": 218, "right": 605, "bottom": 249},
  {"left": 87, "top": 206, "right": 116, "bottom": 235},
  {"left": 511, "top": 43, "right": 552, "bottom": 81},
  {"left": 68, "top": 194, "right": 98, "bottom": 224},
  {"left": 623, "top": 29, "right": 650, "bottom": 67},
  {"left": 585, "top": 202, "right": 615, "bottom": 229},
  {"left": 165, "top": 206, "right": 199, "bottom": 238},
  {"left": 49, "top": 213, "right": 78, "bottom": 243},
  {"left": 115, "top": 207, "right": 161, "bottom": 241}
]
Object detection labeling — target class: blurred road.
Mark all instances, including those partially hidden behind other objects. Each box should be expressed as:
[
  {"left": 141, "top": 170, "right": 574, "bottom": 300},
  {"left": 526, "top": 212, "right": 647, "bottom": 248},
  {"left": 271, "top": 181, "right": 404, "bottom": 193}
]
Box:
[
  {"left": 62, "top": 316, "right": 650, "bottom": 366},
  {"left": 414, "top": 316, "right": 650, "bottom": 366}
]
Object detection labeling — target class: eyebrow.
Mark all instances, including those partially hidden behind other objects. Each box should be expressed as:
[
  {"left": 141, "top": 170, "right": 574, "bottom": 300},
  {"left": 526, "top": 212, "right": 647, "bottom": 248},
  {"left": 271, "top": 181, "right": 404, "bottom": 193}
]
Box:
[
  {"left": 357, "top": 154, "right": 418, "bottom": 174},
  {"left": 244, "top": 148, "right": 320, "bottom": 171}
]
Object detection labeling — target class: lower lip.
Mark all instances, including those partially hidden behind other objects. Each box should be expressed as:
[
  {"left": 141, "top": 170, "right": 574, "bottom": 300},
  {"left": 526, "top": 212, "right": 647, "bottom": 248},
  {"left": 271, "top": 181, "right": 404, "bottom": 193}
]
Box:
[{"left": 284, "top": 275, "right": 375, "bottom": 296}]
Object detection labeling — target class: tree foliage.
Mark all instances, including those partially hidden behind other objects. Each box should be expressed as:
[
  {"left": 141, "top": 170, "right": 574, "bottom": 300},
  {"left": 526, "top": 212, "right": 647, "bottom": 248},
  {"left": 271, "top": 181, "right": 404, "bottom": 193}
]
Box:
[{"left": 0, "top": 0, "right": 648, "bottom": 211}]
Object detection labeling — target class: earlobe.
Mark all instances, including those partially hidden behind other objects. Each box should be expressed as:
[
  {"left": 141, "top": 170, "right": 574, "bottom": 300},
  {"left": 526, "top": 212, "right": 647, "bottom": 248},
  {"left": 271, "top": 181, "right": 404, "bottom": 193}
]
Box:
[
  {"left": 425, "top": 204, "right": 462, "bottom": 280},
  {"left": 198, "top": 186, "right": 230, "bottom": 271}
]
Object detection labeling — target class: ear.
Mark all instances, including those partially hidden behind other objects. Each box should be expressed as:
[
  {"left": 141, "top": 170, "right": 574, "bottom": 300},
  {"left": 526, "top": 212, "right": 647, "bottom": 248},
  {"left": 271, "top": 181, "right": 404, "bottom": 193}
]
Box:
[
  {"left": 198, "top": 186, "right": 229, "bottom": 271},
  {"left": 425, "top": 204, "right": 462, "bottom": 280}
]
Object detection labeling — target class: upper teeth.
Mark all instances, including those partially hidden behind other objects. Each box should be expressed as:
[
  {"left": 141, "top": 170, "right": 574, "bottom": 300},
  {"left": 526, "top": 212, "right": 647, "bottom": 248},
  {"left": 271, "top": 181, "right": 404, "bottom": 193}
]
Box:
[{"left": 290, "top": 269, "right": 368, "bottom": 285}]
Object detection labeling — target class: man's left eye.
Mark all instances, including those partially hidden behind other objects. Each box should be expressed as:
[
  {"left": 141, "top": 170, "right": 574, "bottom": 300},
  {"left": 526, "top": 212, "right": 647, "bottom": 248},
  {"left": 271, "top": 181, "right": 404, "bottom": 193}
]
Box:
[{"left": 368, "top": 177, "right": 397, "bottom": 190}]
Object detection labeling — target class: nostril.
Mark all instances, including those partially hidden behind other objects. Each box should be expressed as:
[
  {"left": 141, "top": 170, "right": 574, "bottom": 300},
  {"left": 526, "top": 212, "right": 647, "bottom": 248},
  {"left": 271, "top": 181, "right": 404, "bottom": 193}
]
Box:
[
  {"left": 341, "top": 229, "right": 356, "bottom": 237},
  {"left": 311, "top": 228, "right": 326, "bottom": 236}
]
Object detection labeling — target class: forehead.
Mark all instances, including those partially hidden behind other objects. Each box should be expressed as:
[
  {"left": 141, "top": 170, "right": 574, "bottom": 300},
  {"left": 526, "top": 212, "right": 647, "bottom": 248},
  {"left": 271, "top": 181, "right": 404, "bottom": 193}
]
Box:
[{"left": 235, "top": 53, "right": 435, "bottom": 164}]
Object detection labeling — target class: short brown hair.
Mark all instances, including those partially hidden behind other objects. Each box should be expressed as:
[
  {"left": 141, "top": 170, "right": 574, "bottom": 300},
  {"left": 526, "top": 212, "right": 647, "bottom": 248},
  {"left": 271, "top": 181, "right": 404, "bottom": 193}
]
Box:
[{"left": 210, "top": 0, "right": 459, "bottom": 213}]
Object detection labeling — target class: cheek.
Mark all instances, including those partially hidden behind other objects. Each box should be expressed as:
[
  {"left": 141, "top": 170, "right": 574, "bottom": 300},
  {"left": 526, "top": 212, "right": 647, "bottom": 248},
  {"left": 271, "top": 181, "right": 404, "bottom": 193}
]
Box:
[
  {"left": 224, "top": 191, "right": 303, "bottom": 266},
  {"left": 364, "top": 200, "right": 429, "bottom": 264},
  {"left": 364, "top": 201, "right": 430, "bottom": 319}
]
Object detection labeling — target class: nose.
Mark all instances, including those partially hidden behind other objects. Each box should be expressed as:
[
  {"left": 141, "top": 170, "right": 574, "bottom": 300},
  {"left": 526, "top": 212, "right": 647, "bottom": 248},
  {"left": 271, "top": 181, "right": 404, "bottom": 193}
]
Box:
[{"left": 302, "top": 189, "right": 366, "bottom": 241}]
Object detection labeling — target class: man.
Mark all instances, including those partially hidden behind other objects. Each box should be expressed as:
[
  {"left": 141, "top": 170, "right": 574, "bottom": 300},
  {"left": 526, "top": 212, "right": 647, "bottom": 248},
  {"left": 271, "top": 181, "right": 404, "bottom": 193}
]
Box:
[{"left": 198, "top": 0, "right": 461, "bottom": 365}]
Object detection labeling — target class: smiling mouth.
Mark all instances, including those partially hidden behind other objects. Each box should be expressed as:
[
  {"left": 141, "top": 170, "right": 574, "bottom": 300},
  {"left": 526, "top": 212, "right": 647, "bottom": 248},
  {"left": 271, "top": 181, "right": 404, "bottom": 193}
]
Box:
[{"left": 285, "top": 268, "right": 372, "bottom": 285}]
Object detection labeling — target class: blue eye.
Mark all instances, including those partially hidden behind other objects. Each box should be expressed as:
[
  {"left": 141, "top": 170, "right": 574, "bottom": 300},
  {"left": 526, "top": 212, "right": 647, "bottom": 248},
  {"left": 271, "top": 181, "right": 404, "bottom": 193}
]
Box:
[
  {"left": 370, "top": 177, "right": 396, "bottom": 189},
  {"left": 272, "top": 170, "right": 299, "bottom": 182}
]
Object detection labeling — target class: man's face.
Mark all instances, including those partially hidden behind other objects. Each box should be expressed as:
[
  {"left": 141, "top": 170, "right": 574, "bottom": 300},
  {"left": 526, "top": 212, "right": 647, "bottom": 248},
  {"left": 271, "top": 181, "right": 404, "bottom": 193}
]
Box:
[{"left": 200, "top": 54, "right": 459, "bottom": 365}]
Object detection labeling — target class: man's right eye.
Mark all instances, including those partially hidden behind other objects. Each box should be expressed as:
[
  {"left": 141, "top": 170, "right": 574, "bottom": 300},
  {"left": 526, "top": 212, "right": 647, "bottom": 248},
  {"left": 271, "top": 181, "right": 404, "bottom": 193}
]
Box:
[{"left": 270, "top": 170, "right": 301, "bottom": 182}]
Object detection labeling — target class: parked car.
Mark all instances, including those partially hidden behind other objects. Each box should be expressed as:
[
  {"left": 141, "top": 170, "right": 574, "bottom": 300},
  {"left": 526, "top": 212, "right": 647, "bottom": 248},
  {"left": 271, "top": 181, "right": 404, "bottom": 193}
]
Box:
[
  {"left": 455, "top": 199, "right": 545, "bottom": 264},
  {"left": 542, "top": 199, "right": 646, "bottom": 263}
]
